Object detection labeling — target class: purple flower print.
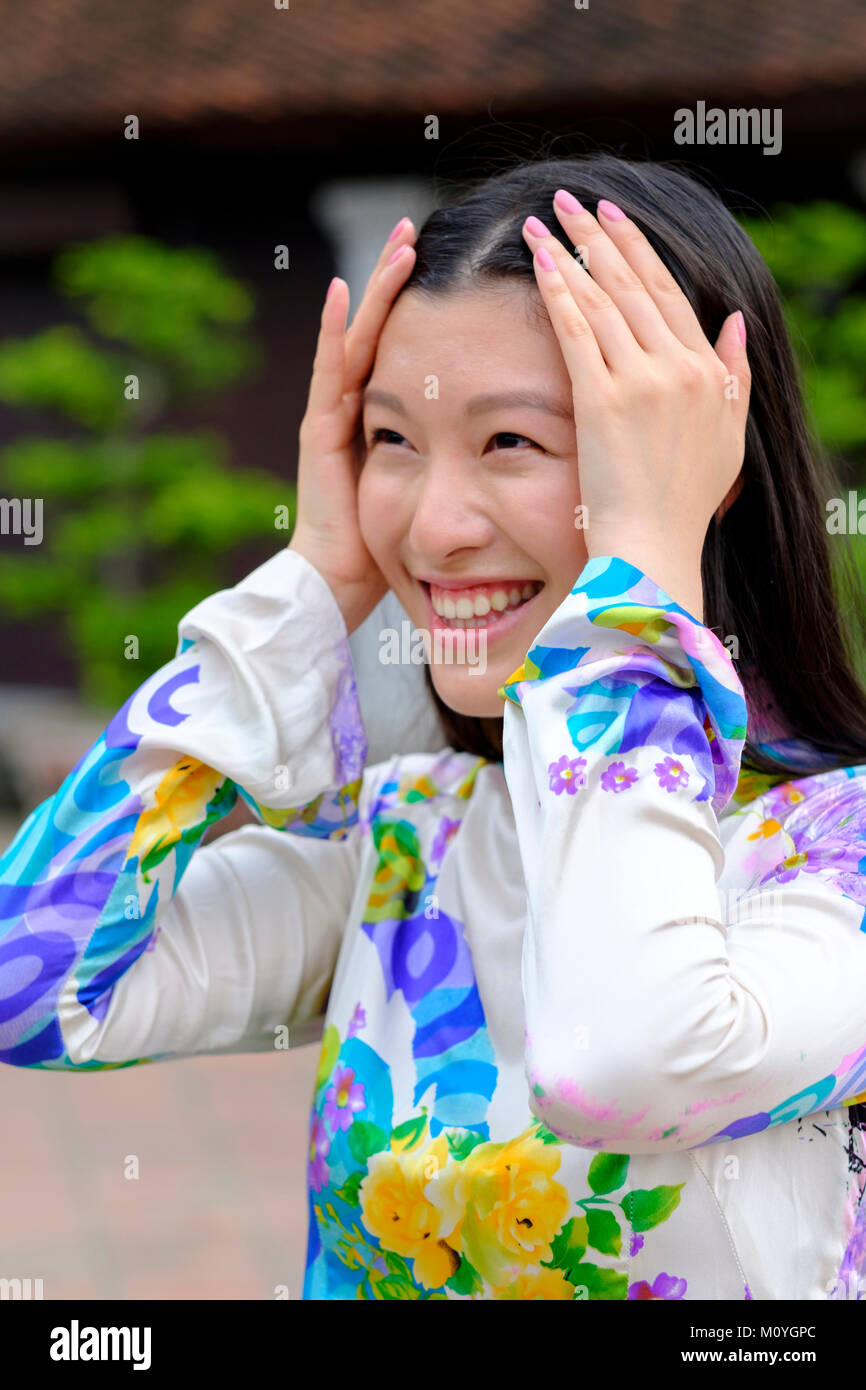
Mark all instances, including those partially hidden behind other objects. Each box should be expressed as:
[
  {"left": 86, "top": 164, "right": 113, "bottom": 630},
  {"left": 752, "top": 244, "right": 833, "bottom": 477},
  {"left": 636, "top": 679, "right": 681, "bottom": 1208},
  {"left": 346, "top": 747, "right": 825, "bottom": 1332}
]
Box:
[
  {"left": 629, "top": 1233, "right": 645, "bottom": 1258},
  {"left": 762, "top": 828, "right": 853, "bottom": 887},
  {"left": 600, "top": 760, "right": 639, "bottom": 794},
  {"left": 324, "top": 1064, "right": 366, "bottom": 1133},
  {"left": 548, "top": 754, "right": 587, "bottom": 796},
  {"left": 628, "top": 1272, "right": 687, "bottom": 1300},
  {"left": 346, "top": 1003, "right": 367, "bottom": 1039},
  {"left": 431, "top": 816, "right": 461, "bottom": 867},
  {"left": 654, "top": 755, "right": 690, "bottom": 793},
  {"left": 308, "top": 1114, "right": 331, "bottom": 1192}
]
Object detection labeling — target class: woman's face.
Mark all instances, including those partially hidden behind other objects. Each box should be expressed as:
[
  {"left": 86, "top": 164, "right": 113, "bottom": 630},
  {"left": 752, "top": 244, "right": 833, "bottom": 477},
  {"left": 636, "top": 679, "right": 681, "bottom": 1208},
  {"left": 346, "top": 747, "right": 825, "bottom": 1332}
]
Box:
[{"left": 357, "top": 283, "right": 587, "bottom": 718}]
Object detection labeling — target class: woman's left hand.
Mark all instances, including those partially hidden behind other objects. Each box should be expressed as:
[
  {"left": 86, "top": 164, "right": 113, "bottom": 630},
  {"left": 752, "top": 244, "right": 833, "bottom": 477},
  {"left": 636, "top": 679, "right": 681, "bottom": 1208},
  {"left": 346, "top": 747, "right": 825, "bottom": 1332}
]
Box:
[{"left": 522, "top": 195, "right": 751, "bottom": 620}]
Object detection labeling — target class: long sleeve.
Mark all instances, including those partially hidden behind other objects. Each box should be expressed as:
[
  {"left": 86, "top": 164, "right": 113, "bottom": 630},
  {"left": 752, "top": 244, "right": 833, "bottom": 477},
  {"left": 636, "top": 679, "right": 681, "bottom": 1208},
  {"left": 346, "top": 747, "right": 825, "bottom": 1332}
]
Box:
[
  {"left": 500, "top": 553, "right": 866, "bottom": 1154},
  {"left": 0, "top": 547, "right": 372, "bottom": 1070}
]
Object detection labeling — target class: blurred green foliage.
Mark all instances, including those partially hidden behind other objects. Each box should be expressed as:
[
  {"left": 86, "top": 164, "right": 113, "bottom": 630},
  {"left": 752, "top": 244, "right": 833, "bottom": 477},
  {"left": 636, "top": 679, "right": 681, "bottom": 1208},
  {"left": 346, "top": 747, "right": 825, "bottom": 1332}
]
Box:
[
  {"left": 0, "top": 236, "right": 295, "bottom": 709},
  {"left": 738, "top": 202, "right": 866, "bottom": 668},
  {"left": 739, "top": 202, "right": 866, "bottom": 456}
]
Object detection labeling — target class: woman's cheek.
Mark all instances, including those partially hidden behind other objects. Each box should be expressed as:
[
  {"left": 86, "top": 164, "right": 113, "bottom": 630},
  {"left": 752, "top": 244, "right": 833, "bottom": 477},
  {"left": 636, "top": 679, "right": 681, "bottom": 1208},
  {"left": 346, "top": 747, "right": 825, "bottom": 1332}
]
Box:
[{"left": 357, "top": 467, "right": 406, "bottom": 575}]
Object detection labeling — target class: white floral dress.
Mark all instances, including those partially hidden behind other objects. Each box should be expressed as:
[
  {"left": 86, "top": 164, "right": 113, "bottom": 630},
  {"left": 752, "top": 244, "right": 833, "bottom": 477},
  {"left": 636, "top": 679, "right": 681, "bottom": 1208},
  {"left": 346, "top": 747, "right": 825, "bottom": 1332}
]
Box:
[{"left": 2, "top": 546, "right": 866, "bottom": 1301}]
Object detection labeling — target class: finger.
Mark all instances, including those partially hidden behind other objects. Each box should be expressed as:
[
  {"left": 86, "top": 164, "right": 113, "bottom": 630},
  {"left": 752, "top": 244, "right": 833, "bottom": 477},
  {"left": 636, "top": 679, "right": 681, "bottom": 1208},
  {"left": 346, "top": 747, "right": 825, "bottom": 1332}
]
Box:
[
  {"left": 528, "top": 241, "right": 609, "bottom": 388},
  {"left": 713, "top": 309, "right": 752, "bottom": 431},
  {"left": 591, "top": 198, "right": 711, "bottom": 354},
  {"left": 303, "top": 277, "right": 351, "bottom": 422},
  {"left": 344, "top": 223, "right": 418, "bottom": 386},
  {"left": 522, "top": 217, "right": 640, "bottom": 371},
  {"left": 549, "top": 192, "right": 677, "bottom": 354}
]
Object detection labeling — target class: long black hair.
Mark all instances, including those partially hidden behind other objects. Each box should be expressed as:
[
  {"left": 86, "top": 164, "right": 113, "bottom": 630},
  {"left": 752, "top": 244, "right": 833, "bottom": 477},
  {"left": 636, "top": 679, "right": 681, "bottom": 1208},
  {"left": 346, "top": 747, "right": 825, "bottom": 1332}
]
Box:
[{"left": 392, "top": 153, "right": 866, "bottom": 779}]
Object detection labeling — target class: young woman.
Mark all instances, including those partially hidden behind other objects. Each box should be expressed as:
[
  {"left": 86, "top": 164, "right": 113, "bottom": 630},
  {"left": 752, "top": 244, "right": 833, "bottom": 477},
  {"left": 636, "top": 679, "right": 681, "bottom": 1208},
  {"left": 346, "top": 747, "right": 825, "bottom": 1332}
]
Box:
[{"left": 3, "top": 153, "right": 866, "bottom": 1302}]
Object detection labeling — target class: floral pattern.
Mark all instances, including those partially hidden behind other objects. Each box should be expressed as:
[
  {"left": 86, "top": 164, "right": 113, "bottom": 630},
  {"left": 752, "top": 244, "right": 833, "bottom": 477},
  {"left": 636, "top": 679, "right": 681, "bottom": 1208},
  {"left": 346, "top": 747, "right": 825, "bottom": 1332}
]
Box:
[
  {"left": 304, "top": 1014, "right": 686, "bottom": 1300},
  {"left": 1, "top": 545, "right": 865, "bottom": 1299}
]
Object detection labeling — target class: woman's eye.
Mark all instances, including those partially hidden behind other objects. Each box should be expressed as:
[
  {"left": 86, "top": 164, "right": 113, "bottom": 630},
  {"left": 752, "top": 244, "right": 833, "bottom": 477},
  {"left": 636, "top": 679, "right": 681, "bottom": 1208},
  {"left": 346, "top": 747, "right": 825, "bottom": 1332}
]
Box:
[
  {"left": 368, "top": 427, "right": 408, "bottom": 447},
  {"left": 489, "top": 432, "right": 538, "bottom": 451}
]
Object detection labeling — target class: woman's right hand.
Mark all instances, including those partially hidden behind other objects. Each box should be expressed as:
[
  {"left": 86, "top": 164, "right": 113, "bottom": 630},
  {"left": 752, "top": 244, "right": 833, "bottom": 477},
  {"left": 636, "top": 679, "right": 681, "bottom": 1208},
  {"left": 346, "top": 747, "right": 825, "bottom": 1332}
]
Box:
[{"left": 288, "top": 218, "right": 418, "bottom": 634}]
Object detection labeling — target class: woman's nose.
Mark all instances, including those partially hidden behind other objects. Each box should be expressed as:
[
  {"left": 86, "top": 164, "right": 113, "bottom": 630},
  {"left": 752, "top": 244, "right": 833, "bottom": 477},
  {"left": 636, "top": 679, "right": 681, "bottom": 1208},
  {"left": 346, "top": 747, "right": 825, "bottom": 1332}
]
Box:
[{"left": 406, "top": 459, "right": 494, "bottom": 557}]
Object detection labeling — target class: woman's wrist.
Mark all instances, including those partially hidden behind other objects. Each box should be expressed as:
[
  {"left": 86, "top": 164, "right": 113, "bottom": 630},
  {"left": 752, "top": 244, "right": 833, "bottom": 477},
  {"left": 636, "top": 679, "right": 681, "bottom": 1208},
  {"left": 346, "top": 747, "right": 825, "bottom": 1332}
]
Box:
[
  {"left": 583, "top": 532, "right": 704, "bottom": 622},
  {"left": 287, "top": 535, "right": 381, "bottom": 636}
]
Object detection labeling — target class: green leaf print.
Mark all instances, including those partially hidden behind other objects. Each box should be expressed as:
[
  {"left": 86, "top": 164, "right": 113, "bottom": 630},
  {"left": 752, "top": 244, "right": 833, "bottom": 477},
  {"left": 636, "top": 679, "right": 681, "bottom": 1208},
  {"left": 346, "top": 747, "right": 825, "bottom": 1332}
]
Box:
[
  {"left": 371, "top": 1274, "right": 422, "bottom": 1301},
  {"left": 446, "top": 1129, "right": 487, "bottom": 1161},
  {"left": 544, "top": 1215, "right": 589, "bottom": 1275},
  {"left": 531, "top": 1121, "right": 561, "bottom": 1145},
  {"left": 621, "top": 1183, "right": 685, "bottom": 1233},
  {"left": 587, "top": 1151, "right": 630, "bottom": 1194},
  {"left": 586, "top": 1208, "right": 622, "bottom": 1257},
  {"left": 315, "top": 1024, "right": 340, "bottom": 1092},
  {"left": 446, "top": 1255, "right": 484, "bottom": 1297},
  {"left": 347, "top": 1121, "right": 388, "bottom": 1164},
  {"left": 334, "top": 1170, "right": 363, "bottom": 1208},
  {"left": 390, "top": 1112, "right": 429, "bottom": 1152},
  {"left": 569, "top": 1262, "right": 629, "bottom": 1301},
  {"left": 384, "top": 1250, "right": 414, "bottom": 1282}
]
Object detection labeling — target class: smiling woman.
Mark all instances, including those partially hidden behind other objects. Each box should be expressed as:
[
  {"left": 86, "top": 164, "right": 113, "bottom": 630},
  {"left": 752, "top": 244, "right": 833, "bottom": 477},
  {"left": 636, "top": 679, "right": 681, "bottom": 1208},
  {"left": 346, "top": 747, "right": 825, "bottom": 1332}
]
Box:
[
  {"left": 356, "top": 283, "right": 584, "bottom": 717},
  {"left": 4, "top": 153, "right": 866, "bottom": 1304}
]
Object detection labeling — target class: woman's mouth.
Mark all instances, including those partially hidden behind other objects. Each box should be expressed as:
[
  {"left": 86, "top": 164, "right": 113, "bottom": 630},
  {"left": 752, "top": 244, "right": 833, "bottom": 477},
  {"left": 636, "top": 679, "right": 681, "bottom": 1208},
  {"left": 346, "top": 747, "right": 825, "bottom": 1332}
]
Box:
[{"left": 418, "top": 577, "right": 546, "bottom": 642}]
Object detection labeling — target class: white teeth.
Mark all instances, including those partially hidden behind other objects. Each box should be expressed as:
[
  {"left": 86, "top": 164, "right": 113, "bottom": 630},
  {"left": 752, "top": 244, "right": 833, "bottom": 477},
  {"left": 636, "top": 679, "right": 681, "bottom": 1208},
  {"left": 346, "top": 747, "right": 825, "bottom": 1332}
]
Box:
[{"left": 428, "top": 581, "right": 542, "bottom": 619}]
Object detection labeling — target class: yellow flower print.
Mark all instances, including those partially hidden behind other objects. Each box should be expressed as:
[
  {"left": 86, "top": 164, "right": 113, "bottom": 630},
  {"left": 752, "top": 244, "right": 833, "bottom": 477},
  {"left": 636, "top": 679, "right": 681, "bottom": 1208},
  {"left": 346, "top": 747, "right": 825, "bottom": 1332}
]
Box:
[
  {"left": 127, "top": 758, "right": 224, "bottom": 867},
  {"left": 359, "top": 1135, "right": 460, "bottom": 1290},
  {"left": 491, "top": 1265, "right": 575, "bottom": 1300},
  {"left": 447, "top": 1128, "right": 571, "bottom": 1288},
  {"left": 747, "top": 816, "right": 782, "bottom": 841}
]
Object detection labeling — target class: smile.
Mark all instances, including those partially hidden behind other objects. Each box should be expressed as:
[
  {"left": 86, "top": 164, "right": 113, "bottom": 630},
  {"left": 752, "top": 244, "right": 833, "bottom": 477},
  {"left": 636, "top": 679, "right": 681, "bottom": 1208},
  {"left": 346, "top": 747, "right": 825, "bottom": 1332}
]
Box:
[{"left": 418, "top": 578, "right": 545, "bottom": 638}]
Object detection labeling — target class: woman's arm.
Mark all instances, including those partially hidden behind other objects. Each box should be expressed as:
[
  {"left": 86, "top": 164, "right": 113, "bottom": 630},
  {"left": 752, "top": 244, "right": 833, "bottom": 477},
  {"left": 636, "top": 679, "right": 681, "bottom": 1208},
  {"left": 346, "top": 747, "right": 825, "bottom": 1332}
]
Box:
[
  {"left": 503, "top": 552, "right": 866, "bottom": 1153},
  {"left": 0, "top": 545, "right": 372, "bottom": 1070}
]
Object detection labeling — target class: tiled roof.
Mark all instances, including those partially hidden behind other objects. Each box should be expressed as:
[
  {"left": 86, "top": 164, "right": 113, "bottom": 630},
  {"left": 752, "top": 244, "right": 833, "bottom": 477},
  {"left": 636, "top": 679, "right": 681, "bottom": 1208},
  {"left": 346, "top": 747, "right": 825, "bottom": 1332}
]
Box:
[{"left": 1, "top": 0, "right": 865, "bottom": 140}]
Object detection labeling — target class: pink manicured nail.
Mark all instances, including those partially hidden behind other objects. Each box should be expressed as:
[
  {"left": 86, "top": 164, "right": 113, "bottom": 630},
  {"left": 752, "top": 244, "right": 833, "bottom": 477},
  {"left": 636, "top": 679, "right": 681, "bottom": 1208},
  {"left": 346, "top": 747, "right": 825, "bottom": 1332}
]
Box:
[
  {"left": 388, "top": 217, "right": 407, "bottom": 241},
  {"left": 598, "top": 199, "right": 627, "bottom": 221},
  {"left": 736, "top": 310, "right": 747, "bottom": 346},
  {"left": 525, "top": 215, "right": 550, "bottom": 237},
  {"left": 326, "top": 277, "right": 338, "bottom": 301},
  {"left": 536, "top": 246, "right": 556, "bottom": 271},
  {"left": 554, "top": 189, "right": 583, "bottom": 214}
]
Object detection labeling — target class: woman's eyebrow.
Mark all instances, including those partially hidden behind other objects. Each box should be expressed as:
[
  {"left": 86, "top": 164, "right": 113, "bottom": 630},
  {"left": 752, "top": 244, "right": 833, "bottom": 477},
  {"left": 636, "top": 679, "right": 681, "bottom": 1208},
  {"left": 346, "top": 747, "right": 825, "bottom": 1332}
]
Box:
[{"left": 362, "top": 386, "right": 573, "bottom": 421}]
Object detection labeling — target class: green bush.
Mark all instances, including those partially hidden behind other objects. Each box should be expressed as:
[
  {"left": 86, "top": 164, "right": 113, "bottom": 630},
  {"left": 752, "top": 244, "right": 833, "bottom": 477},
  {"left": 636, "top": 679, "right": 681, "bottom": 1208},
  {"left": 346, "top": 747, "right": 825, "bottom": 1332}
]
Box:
[{"left": 0, "top": 236, "right": 295, "bottom": 710}]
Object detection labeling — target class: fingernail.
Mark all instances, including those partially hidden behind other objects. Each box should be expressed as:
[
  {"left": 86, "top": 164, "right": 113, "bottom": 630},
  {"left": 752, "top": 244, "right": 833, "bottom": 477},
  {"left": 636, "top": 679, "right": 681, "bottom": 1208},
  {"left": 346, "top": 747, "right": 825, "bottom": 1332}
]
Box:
[
  {"left": 598, "top": 199, "right": 627, "bottom": 221},
  {"left": 326, "top": 277, "right": 338, "bottom": 301},
  {"left": 554, "top": 189, "right": 583, "bottom": 214},
  {"left": 525, "top": 215, "right": 550, "bottom": 237},
  {"left": 536, "top": 246, "right": 556, "bottom": 271},
  {"left": 387, "top": 217, "right": 407, "bottom": 242},
  {"left": 387, "top": 245, "right": 408, "bottom": 266},
  {"left": 736, "top": 310, "right": 747, "bottom": 346}
]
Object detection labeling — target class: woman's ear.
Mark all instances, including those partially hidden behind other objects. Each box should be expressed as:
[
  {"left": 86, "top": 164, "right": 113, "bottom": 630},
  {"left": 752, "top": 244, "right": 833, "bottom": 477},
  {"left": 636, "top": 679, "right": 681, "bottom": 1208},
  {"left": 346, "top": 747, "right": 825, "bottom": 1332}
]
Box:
[{"left": 714, "top": 471, "right": 744, "bottom": 524}]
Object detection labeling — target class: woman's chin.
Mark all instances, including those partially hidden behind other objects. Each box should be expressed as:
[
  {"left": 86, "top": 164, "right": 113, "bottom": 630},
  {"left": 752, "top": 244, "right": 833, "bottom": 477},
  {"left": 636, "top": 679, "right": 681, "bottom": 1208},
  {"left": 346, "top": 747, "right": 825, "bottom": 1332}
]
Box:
[{"left": 428, "top": 666, "right": 510, "bottom": 719}]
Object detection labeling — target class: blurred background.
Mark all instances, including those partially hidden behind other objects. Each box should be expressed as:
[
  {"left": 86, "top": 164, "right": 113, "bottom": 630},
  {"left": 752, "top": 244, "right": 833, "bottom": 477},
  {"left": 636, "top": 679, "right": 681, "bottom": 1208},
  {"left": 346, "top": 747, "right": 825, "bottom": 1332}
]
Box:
[{"left": 1, "top": 0, "right": 866, "bottom": 1300}]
